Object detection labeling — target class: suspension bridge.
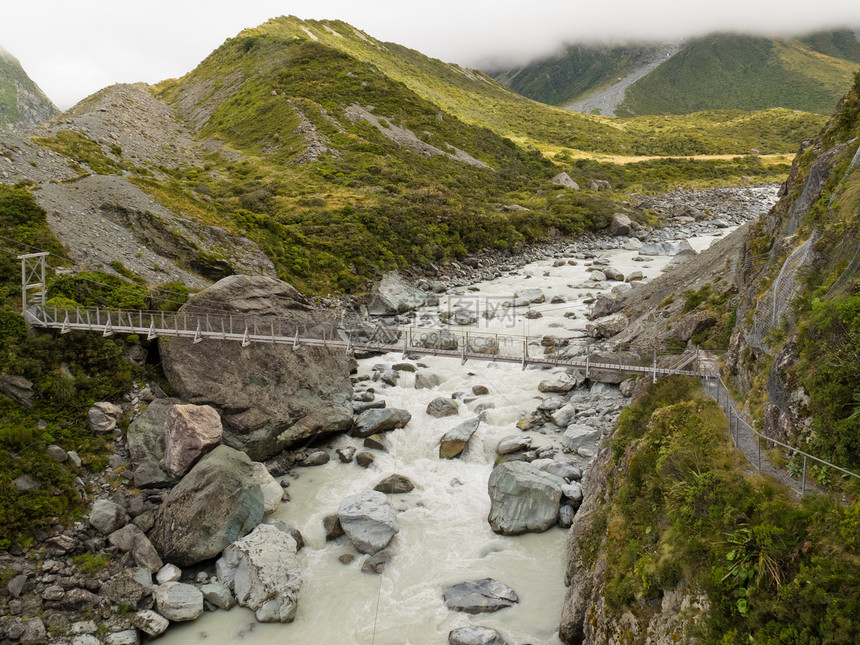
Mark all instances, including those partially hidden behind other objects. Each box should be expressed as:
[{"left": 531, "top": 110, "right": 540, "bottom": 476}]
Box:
[{"left": 15, "top": 251, "right": 860, "bottom": 492}]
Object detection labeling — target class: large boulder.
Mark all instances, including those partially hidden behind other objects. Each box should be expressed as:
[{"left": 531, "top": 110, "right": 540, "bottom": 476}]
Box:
[
  {"left": 160, "top": 276, "right": 354, "bottom": 461},
  {"left": 107, "top": 524, "right": 163, "bottom": 573},
  {"left": 338, "top": 491, "right": 399, "bottom": 554},
  {"left": 103, "top": 568, "right": 153, "bottom": 608},
  {"left": 216, "top": 524, "right": 302, "bottom": 623},
  {"left": 442, "top": 579, "right": 519, "bottom": 614},
  {"left": 127, "top": 399, "right": 180, "bottom": 489},
  {"left": 154, "top": 582, "right": 203, "bottom": 622},
  {"left": 561, "top": 425, "right": 602, "bottom": 453},
  {"left": 449, "top": 626, "right": 508, "bottom": 645},
  {"left": 351, "top": 408, "right": 412, "bottom": 438},
  {"left": 250, "top": 462, "right": 283, "bottom": 515},
  {"left": 638, "top": 239, "right": 694, "bottom": 256},
  {"left": 148, "top": 446, "right": 264, "bottom": 566},
  {"left": 439, "top": 418, "right": 480, "bottom": 459},
  {"left": 161, "top": 404, "right": 222, "bottom": 478},
  {"left": 0, "top": 373, "right": 34, "bottom": 408},
  {"left": 88, "top": 402, "right": 122, "bottom": 434},
  {"left": 367, "top": 272, "right": 426, "bottom": 315},
  {"left": 89, "top": 499, "right": 127, "bottom": 535},
  {"left": 487, "top": 462, "right": 563, "bottom": 535},
  {"left": 610, "top": 213, "right": 632, "bottom": 236},
  {"left": 550, "top": 172, "right": 579, "bottom": 190}
]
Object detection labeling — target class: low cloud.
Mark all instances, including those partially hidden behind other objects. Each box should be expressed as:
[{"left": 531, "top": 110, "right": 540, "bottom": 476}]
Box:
[{"left": 1, "top": 0, "right": 859, "bottom": 109}]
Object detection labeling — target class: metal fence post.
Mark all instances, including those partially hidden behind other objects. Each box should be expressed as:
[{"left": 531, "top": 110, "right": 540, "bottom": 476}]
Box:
[
  {"left": 802, "top": 455, "right": 808, "bottom": 493},
  {"left": 757, "top": 435, "right": 762, "bottom": 471}
]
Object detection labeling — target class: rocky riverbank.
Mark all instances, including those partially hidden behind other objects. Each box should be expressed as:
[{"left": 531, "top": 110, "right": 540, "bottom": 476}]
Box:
[{"left": 0, "top": 183, "right": 779, "bottom": 644}]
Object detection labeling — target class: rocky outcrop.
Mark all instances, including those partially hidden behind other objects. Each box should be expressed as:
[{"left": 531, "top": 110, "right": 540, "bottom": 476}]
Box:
[
  {"left": 148, "top": 446, "right": 264, "bottom": 566},
  {"left": 161, "top": 404, "right": 222, "bottom": 478},
  {"left": 161, "top": 275, "right": 354, "bottom": 461},
  {"left": 487, "top": 462, "right": 563, "bottom": 535},
  {"left": 338, "top": 490, "right": 399, "bottom": 554},
  {"left": 216, "top": 524, "right": 302, "bottom": 623},
  {"left": 586, "top": 313, "right": 629, "bottom": 339},
  {"left": 367, "top": 271, "right": 426, "bottom": 315},
  {"left": 0, "top": 373, "right": 33, "bottom": 408}
]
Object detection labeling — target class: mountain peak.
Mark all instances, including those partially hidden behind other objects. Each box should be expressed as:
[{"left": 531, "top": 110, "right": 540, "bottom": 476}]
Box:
[{"left": 0, "top": 44, "right": 59, "bottom": 128}]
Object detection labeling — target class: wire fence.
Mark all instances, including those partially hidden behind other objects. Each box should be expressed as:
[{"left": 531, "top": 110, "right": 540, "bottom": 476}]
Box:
[{"left": 702, "top": 373, "right": 860, "bottom": 494}]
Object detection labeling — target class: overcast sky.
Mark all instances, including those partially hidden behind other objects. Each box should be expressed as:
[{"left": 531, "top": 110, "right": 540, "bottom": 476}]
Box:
[{"left": 2, "top": 1, "right": 860, "bottom": 110}]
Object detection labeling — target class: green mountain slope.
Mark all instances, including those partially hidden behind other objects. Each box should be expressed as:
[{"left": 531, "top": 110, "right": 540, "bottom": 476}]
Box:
[
  {"left": 218, "top": 18, "right": 823, "bottom": 157},
  {"left": 799, "top": 28, "right": 860, "bottom": 64},
  {"left": 618, "top": 33, "right": 859, "bottom": 116},
  {"left": 486, "top": 43, "right": 668, "bottom": 107},
  {"left": 0, "top": 47, "right": 58, "bottom": 127}
]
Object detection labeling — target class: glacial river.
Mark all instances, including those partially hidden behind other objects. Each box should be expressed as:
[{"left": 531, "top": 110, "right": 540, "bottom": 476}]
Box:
[{"left": 159, "top": 227, "right": 733, "bottom": 645}]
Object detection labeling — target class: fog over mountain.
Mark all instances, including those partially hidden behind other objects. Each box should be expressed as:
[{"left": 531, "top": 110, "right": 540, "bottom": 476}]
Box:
[{"left": 1, "top": 0, "right": 859, "bottom": 109}]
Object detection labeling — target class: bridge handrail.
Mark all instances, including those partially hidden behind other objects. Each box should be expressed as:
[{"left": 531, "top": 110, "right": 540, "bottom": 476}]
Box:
[{"left": 703, "top": 372, "right": 860, "bottom": 492}]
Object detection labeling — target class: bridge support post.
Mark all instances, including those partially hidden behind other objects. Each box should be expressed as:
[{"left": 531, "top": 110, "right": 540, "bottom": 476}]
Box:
[
  {"left": 17, "top": 251, "right": 49, "bottom": 325},
  {"left": 801, "top": 455, "right": 807, "bottom": 493},
  {"left": 757, "top": 435, "right": 761, "bottom": 471},
  {"left": 652, "top": 347, "right": 657, "bottom": 384}
]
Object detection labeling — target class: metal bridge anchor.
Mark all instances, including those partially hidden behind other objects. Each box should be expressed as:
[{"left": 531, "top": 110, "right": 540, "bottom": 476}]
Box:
[
  {"left": 102, "top": 315, "right": 113, "bottom": 337},
  {"left": 60, "top": 314, "right": 70, "bottom": 335},
  {"left": 241, "top": 326, "right": 251, "bottom": 348},
  {"left": 192, "top": 322, "right": 203, "bottom": 344},
  {"left": 147, "top": 321, "right": 157, "bottom": 341}
]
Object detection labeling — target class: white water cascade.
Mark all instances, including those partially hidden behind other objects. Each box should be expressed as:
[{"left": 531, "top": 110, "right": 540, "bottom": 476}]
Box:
[{"left": 157, "top": 226, "right": 738, "bottom": 645}]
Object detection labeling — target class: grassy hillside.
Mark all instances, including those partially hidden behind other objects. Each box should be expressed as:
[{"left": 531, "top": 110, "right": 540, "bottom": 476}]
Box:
[
  {"left": 486, "top": 43, "right": 667, "bottom": 107},
  {"left": 0, "top": 47, "right": 58, "bottom": 127},
  {"left": 618, "top": 33, "right": 859, "bottom": 116},
  {"left": 799, "top": 28, "right": 860, "bottom": 64},
  {"left": 580, "top": 377, "right": 860, "bottom": 643},
  {"left": 226, "top": 18, "right": 824, "bottom": 158}
]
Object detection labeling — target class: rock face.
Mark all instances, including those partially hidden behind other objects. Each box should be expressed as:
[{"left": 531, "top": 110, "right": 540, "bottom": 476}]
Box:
[
  {"left": 127, "top": 399, "right": 180, "bottom": 488},
  {"left": 154, "top": 582, "right": 203, "bottom": 622},
  {"left": 367, "top": 271, "right": 426, "bottom": 315},
  {"left": 439, "top": 417, "right": 480, "bottom": 458},
  {"left": 487, "top": 462, "right": 563, "bottom": 535},
  {"left": 148, "top": 445, "right": 264, "bottom": 566},
  {"left": 338, "top": 491, "right": 399, "bottom": 554},
  {"left": 0, "top": 373, "right": 34, "bottom": 408},
  {"left": 216, "top": 524, "right": 302, "bottom": 623},
  {"left": 161, "top": 404, "right": 222, "bottom": 478},
  {"left": 442, "top": 579, "right": 519, "bottom": 614},
  {"left": 160, "top": 275, "right": 354, "bottom": 461},
  {"left": 351, "top": 408, "right": 412, "bottom": 438}
]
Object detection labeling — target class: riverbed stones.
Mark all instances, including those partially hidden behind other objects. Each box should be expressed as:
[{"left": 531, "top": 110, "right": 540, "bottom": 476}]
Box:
[
  {"left": 160, "top": 275, "right": 354, "bottom": 461},
  {"left": 351, "top": 408, "right": 412, "bottom": 437},
  {"left": 337, "top": 447, "right": 356, "bottom": 463},
  {"left": 361, "top": 551, "right": 393, "bottom": 575},
  {"left": 442, "top": 579, "right": 519, "bottom": 614},
  {"left": 149, "top": 446, "right": 264, "bottom": 566},
  {"left": 561, "top": 425, "right": 602, "bottom": 453},
  {"left": 87, "top": 402, "right": 122, "bottom": 434},
  {"left": 374, "top": 474, "right": 415, "bottom": 494},
  {"left": 415, "top": 373, "right": 442, "bottom": 389},
  {"left": 610, "top": 213, "right": 632, "bottom": 236},
  {"left": 427, "top": 397, "right": 459, "bottom": 418},
  {"left": 216, "top": 524, "right": 302, "bottom": 623},
  {"left": 367, "top": 271, "right": 426, "bottom": 315},
  {"left": 538, "top": 374, "right": 576, "bottom": 393},
  {"left": 449, "top": 625, "right": 508, "bottom": 645},
  {"left": 338, "top": 491, "right": 399, "bottom": 554},
  {"left": 586, "top": 313, "right": 629, "bottom": 339},
  {"left": 103, "top": 567, "right": 153, "bottom": 608},
  {"left": 439, "top": 417, "right": 480, "bottom": 458},
  {"left": 324, "top": 514, "right": 344, "bottom": 541},
  {"left": 496, "top": 436, "right": 532, "bottom": 455},
  {"left": 131, "top": 609, "right": 169, "bottom": 637},
  {"left": 105, "top": 631, "right": 140, "bottom": 645},
  {"left": 161, "top": 404, "right": 222, "bottom": 478},
  {"left": 251, "top": 461, "right": 283, "bottom": 515},
  {"left": 154, "top": 582, "right": 203, "bottom": 622},
  {"left": 89, "top": 499, "right": 127, "bottom": 535},
  {"left": 200, "top": 582, "right": 235, "bottom": 610},
  {"left": 107, "top": 523, "right": 163, "bottom": 572},
  {"left": 550, "top": 404, "right": 577, "bottom": 428},
  {"left": 487, "top": 462, "right": 563, "bottom": 535},
  {"left": 156, "top": 564, "right": 181, "bottom": 585}
]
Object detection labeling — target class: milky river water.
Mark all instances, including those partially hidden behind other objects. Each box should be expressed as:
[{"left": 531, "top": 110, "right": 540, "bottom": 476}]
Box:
[{"left": 158, "top": 229, "right": 732, "bottom": 645}]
